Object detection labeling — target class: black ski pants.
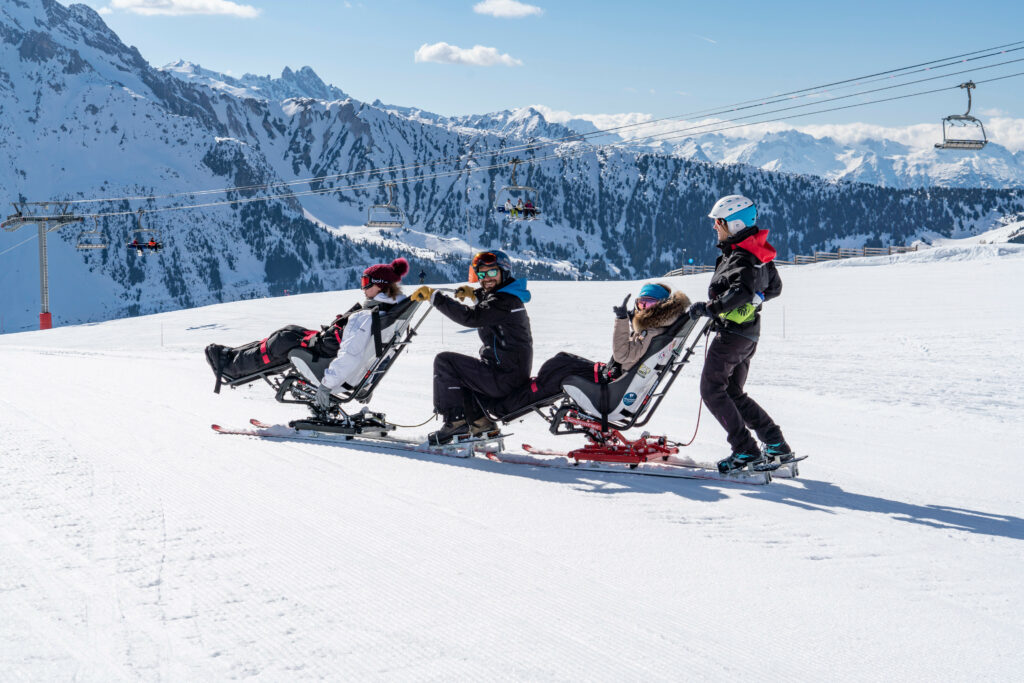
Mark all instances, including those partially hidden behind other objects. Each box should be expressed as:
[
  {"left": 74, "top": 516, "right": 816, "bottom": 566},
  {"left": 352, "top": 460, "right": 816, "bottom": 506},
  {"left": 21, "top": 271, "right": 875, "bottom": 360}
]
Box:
[
  {"left": 699, "top": 331, "right": 783, "bottom": 455},
  {"left": 433, "top": 351, "right": 527, "bottom": 421}
]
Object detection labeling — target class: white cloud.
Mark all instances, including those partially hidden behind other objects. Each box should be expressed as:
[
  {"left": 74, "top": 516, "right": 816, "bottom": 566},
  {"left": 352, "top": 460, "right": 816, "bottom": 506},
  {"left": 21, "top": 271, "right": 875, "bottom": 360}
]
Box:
[
  {"left": 473, "top": 0, "right": 543, "bottom": 18},
  {"left": 105, "top": 0, "right": 261, "bottom": 17},
  {"left": 414, "top": 42, "right": 522, "bottom": 67},
  {"left": 98, "top": 6, "right": 113, "bottom": 13},
  {"left": 692, "top": 34, "right": 717, "bottom": 44}
]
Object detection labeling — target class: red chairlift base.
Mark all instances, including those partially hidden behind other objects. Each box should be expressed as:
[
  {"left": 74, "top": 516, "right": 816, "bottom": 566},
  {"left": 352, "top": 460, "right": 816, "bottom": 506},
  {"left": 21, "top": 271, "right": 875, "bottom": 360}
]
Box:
[{"left": 559, "top": 411, "right": 678, "bottom": 466}]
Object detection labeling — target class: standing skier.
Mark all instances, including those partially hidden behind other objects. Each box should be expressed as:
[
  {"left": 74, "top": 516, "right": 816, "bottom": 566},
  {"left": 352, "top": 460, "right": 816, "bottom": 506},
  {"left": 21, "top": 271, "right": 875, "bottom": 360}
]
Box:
[
  {"left": 410, "top": 250, "right": 533, "bottom": 445},
  {"left": 687, "top": 195, "right": 794, "bottom": 473}
]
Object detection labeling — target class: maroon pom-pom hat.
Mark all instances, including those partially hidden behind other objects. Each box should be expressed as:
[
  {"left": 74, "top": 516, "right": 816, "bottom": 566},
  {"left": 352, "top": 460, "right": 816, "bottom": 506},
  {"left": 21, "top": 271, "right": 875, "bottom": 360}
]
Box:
[{"left": 361, "top": 258, "right": 410, "bottom": 288}]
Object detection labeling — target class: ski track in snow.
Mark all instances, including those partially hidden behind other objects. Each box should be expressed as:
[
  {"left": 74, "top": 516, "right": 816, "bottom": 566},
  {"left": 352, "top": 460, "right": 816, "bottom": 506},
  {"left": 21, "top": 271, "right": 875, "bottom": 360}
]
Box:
[{"left": 2, "top": 247, "right": 1023, "bottom": 679}]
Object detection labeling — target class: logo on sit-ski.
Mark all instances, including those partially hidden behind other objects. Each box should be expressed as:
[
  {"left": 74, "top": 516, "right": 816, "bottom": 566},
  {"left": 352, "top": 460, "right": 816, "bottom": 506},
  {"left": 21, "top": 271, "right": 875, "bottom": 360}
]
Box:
[
  {"left": 623, "top": 392, "right": 638, "bottom": 406},
  {"left": 636, "top": 364, "right": 651, "bottom": 378}
]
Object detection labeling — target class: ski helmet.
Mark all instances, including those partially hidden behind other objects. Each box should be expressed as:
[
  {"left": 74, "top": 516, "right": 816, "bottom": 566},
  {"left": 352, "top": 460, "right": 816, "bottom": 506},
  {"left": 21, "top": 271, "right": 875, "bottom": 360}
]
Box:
[
  {"left": 708, "top": 195, "right": 757, "bottom": 234},
  {"left": 468, "top": 250, "right": 512, "bottom": 283}
]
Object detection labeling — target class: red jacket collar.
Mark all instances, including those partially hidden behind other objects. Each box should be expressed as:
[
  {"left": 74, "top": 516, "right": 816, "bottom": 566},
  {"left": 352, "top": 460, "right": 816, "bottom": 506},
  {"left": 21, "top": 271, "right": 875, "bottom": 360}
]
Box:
[{"left": 732, "top": 229, "right": 776, "bottom": 263}]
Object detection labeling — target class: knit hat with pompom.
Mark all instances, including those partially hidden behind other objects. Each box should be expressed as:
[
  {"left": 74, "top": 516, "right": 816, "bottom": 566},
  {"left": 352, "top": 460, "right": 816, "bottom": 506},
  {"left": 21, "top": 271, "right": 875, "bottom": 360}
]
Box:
[{"left": 363, "top": 258, "right": 409, "bottom": 285}]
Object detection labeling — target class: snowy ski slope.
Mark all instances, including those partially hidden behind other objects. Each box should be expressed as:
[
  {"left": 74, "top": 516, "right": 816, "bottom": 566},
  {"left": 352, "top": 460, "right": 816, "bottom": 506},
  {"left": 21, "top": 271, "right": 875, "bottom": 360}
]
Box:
[{"left": 1, "top": 244, "right": 1022, "bottom": 680}]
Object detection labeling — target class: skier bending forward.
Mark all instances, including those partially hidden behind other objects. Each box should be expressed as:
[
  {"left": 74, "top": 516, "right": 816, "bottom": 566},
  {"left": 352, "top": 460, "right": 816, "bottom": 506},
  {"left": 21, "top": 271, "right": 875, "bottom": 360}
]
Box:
[
  {"left": 687, "top": 195, "right": 795, "bottom": 474},
  {"left": 410, "top": 250, "right": 533, "bottom": 445}
]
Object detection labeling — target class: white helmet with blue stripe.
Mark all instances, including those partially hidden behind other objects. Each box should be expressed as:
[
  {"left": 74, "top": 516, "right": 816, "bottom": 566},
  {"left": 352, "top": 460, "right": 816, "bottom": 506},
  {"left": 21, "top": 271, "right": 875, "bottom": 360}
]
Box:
[{"left": 708, "top": 195, "right": 757, "bottom": 234}]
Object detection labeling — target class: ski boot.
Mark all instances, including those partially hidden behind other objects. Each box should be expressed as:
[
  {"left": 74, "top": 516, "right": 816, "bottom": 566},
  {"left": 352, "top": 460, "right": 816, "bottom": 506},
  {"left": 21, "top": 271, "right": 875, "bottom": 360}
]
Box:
[
  {"left": 763, "top": 441, "right": 797, "bottom": 464},
  {"left": 717, "top": 451, "right": 765, "bottom": 474},
  {"left": 469, "top": 416, "right": 501, "bottom": 438},
  {"left": 428, "top": 419, "right": 470, "bottom": 446},
  {"left": 205, "top": 343, "right": 230, "bottom": 377}
]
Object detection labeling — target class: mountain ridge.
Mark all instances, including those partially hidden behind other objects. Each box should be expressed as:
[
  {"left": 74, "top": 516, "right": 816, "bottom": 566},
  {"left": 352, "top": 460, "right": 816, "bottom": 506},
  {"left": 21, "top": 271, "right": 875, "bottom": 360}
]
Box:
[{"left": 1, "top": 0, "right": 1022, "bottom": 333}]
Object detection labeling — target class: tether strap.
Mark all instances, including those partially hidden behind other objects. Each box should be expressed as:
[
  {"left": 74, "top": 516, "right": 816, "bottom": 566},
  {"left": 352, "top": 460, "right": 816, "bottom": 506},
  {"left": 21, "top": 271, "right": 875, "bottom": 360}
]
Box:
[{"left": 259, "top": 338, "right": 271, "bottom": 365}]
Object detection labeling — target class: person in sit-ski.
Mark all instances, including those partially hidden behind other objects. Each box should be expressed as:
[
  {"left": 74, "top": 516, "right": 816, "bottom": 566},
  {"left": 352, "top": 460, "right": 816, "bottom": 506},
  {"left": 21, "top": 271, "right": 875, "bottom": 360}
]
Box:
[
  {"left": 687, "top": 194, "right": 793, "bottom": 474},
  {"left": 410, "top": 250, "right": 533, "bottom": 445},
  {"left": 204, "top": 258, "right": 410, "bottom": 401},
  {"left": 491, "top": 282, "right": 690, "bottom": 416}
]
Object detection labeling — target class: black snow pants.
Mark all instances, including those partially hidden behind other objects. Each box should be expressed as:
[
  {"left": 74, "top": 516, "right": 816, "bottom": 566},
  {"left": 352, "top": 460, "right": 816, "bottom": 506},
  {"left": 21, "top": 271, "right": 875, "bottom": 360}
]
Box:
[
  {"left": 699, "top": 331, "right": 784, "bottom": 455},
  {"left": 487, "top": 351, "right": 602, "bottom": 417},
  {"left": 433, "top": 351, "right": 529, "bottom": 421},
  {"left": 218, "top": 324, "right": 316, "bottom": 378}
]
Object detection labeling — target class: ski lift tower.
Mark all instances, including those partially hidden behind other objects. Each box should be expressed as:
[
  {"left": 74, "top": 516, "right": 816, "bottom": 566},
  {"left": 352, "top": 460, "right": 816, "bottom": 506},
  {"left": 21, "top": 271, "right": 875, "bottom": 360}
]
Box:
[{"left": 1, "top": 202, "right": 83, "bottom": 330}]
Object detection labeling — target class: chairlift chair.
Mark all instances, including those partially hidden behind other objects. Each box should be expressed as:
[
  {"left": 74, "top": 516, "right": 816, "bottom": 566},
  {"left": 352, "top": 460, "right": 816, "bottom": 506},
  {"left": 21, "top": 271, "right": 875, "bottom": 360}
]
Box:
[
  {"left": 494, "top": 158, "right": 542, "bottom": 221},
  {"left": 935, "top": 81, "right": 988, "bottom": 150},
  {"left": 365, "top": 182, "right": 407, "bottom": 229},
  {"left": 76, "top": 217, "right": 108, "bottom": 250},
  {"left": 126, "top": 209, "right": 163, "bottom": 254}
]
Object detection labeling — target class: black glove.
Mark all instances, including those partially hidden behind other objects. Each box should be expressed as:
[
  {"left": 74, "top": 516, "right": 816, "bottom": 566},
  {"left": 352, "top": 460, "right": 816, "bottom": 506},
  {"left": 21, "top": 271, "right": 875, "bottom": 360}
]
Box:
[
  {"left": 314, "top": 383, "right": 333, "bottom": 410},
  {"left": 612, "top": 294, "right": 631, "bottom": 319},
  {"left": 687, "top": 302, "right": 710, "bottom": 320}
]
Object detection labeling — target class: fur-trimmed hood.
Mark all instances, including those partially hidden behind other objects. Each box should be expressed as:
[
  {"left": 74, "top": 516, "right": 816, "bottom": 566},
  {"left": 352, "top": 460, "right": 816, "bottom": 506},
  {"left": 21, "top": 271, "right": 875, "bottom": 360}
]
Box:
[{"left": 632, "top": 290, "right": 691, "bottom": 333}]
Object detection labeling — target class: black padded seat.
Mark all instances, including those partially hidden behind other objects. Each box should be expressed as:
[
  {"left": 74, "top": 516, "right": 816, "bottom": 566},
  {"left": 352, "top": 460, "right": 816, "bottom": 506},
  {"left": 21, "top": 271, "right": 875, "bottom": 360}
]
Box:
[
  {"left": 561, "top": 315, "right": 696, "bottom": 422},
  {"left": 223, "top": 359, "right": 292, "bottom": 386}
]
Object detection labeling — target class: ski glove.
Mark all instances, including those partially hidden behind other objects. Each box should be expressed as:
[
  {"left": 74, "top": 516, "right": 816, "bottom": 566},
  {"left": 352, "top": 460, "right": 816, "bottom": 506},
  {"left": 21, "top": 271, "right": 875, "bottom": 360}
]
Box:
[
  {"left": 612, "top": 294, "right": 631, "bottom": 319},
  {"left": 454, "top": 284, "right": 477, "bottom": 302},
  {"left": 687, "top": 302, "right": 710, "bottom": 320},
  {"left": 411, "top": 285, "right": 435, "bottom": 302},
  {"left": 314, "top": 383, "right": 333, "bottom": 410}
]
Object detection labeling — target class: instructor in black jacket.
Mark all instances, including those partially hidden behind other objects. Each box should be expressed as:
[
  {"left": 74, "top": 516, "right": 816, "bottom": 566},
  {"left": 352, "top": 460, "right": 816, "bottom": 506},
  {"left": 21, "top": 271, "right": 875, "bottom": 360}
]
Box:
[
  {"left": 411, "top": 250, "right": 533, "bottom": 445},
  {"left": 688, "top": 195, "right": 795, "bottom": 474}
]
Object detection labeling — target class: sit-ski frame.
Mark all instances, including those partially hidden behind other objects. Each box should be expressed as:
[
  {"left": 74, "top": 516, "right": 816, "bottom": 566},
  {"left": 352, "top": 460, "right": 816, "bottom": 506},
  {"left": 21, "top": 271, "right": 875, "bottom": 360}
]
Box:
[{"left": 520, "top": 320, "right": 712, "bottom": 465}]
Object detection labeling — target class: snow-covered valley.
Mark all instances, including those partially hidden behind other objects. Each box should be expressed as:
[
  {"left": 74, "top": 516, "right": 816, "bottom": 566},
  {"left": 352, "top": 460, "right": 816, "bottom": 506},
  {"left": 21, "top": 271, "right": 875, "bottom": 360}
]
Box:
[{"left": 1, "top": 243, "right": 1022, "bottom": 679}]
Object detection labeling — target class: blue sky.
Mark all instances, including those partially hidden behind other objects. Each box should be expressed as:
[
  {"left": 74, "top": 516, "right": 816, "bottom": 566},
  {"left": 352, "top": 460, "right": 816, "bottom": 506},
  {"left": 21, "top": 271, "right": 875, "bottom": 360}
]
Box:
[{"left": 83, "top": 0, "right": 1024, "bottom": 131}]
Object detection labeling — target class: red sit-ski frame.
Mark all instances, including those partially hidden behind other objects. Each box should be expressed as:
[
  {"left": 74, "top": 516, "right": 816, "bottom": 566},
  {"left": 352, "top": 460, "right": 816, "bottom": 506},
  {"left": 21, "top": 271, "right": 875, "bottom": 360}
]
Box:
[{"left": 560, "top": 411, "right": 677, "bottom": 465}]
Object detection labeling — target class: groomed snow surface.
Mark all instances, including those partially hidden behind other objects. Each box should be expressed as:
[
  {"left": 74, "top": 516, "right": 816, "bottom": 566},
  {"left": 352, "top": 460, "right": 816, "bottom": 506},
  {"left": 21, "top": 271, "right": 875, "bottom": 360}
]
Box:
[{"left": 1, "top": 244, "right": 1022, "bottom": 680}]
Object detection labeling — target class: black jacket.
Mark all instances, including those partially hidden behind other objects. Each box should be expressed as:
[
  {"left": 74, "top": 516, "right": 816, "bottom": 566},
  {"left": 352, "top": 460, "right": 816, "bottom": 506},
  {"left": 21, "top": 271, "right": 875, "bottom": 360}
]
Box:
[
  {"left": 432, "top": 277, "right": 534, "bottom": 382},
  {"left": 707, "top": 225, "right": 782, "bottom": 341}
]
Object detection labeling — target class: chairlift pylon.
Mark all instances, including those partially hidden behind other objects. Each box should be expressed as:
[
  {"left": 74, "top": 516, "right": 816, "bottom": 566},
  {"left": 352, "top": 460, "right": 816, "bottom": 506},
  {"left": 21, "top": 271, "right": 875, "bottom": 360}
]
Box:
[
  {"left": 935, "top": 81, "right": 988, "bottom": 150},
  {"left": 76, "top": 216, "right": 108, "bottom": 250},
  {"left": 494, "top": 158, "right": 541, "bottom": 221},
  {"left": 365, "top": 182, "right": 407, "bottom": 229},
  {"left": 126, "top": 209, "right": 163, "bottom": 254}
]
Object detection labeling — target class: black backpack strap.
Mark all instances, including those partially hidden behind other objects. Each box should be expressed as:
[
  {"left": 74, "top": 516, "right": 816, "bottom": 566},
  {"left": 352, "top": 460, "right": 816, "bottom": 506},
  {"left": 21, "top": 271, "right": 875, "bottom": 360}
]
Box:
[
  {"left": 371, "top": 309, "right": 383, "bottom": 358},
  {"left": 599, "top": 382, "right": 609, "bottom": 432}
]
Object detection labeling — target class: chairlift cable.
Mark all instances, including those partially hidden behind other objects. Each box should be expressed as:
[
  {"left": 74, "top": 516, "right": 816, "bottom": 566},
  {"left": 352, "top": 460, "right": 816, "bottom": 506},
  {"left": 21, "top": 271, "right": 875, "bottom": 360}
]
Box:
[
  {"left": 653, "top": 40, "right": 1024, "bottom": 121},
  {"left": 587, "top": 58, "right": 1024, "bottom": 149},
  {"left": 42, "top": 40, "right": 1024, "bottom": 208},
  {"left": 638, "top": 71, "right": 1024, "bottom": 147}
]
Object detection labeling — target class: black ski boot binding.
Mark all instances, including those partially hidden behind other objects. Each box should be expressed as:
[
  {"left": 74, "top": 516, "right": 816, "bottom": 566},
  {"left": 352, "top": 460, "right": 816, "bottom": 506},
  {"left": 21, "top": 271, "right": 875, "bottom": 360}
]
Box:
[
  {"left": 717, "top": 451, "right": 765, "bottom": 474},
  {"left": 763, "top": 441, "right": 796, "bottom": 464},
  {"left": 428, "top": 418, "right": 469, "bottom": 446}
]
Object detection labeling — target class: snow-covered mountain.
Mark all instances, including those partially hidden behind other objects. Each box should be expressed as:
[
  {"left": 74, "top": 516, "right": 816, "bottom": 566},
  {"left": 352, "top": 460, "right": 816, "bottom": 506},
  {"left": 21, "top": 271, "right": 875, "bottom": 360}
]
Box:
[
  {"left": 161, "top": 60, "right": 349, "bottom": 102},
  {"left": 529, "top": 108, "right": 1024, "bottom": 189},
  {"left": 664, "top": 128, "right": 1024, "bottom": 189},
  {"left": 2, "top": 244, "right": 1023, "bottom": 678},
  {"left": 2, "top": 0, "right": 1023, "bottom": 333}
]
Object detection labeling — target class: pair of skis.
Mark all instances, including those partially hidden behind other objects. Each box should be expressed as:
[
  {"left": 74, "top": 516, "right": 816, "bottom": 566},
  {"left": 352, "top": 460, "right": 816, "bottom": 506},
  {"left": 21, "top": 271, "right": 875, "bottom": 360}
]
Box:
[
  {"left": 212, "top": 420, "right": 800, "bottom": 485},
  {"left": 211, "top": 419, "right": 507, "bottom": 459}
]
